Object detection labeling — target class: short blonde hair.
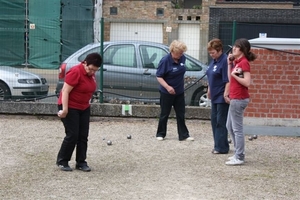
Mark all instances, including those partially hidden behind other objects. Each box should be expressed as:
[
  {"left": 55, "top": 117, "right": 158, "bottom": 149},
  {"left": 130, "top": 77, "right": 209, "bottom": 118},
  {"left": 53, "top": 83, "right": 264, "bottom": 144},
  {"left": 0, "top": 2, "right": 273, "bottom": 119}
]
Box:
[{"left": 169, "top": 40, "right": 187, "bottom": 53}]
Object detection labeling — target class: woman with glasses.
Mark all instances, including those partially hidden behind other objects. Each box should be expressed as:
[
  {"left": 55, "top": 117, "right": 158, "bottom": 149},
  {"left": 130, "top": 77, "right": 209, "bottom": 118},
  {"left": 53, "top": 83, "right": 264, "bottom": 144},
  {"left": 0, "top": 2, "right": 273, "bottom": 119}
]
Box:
[{"left": 56, "top": 53, "right": 102, "bottom": 171}]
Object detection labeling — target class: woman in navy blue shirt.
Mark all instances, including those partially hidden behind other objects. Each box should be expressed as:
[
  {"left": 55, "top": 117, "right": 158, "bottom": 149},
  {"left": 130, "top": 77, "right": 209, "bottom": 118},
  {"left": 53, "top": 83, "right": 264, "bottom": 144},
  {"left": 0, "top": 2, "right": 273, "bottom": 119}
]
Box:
[
  {"left": 156, "top": 40, "right": 194, "bottom": 141},
  {"left": 206, "top": 38, "right": 230, "bottom": 154}
]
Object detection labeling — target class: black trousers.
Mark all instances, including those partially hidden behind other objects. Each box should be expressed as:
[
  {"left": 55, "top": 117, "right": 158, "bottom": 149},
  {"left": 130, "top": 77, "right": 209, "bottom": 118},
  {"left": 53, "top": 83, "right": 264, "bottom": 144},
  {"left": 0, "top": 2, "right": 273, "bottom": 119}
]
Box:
[
  {"left": 156, "top": 92, "right": 190, "bottom": 140},
  {"left": 57, "top": 106, "right": 90, "bottom": 166}
]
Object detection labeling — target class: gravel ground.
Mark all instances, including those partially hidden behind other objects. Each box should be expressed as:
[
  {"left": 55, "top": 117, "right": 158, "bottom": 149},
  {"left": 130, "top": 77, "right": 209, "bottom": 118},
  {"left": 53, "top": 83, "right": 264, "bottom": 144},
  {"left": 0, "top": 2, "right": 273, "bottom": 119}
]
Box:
[{"left": 0, "top": 115, "right": 299, "bottom": 200}]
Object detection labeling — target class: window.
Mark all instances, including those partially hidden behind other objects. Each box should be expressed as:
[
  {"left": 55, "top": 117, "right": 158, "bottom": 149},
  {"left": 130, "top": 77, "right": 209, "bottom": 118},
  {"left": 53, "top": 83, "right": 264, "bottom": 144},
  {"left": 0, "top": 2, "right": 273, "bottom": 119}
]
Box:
[
  {"left": 104, "top": 45, "right": 136, "bottom": 68},
  {"left": 184, "top": 0, "right": 202, "bottom": 9},
  {"left": 156, "top": 8, "right": 164, "bottom": 16},
  {"left": 139, "top": 45, "right": 168, "bottom": 69},
  {"left": 185, "top": 55, "right": 203, "bottom": 71},
  {"left": 110, "top": 7, "right": 117, "bottom": 15},
  {"left": 78, "top": 46, "right": 102, "bottom": 62}
]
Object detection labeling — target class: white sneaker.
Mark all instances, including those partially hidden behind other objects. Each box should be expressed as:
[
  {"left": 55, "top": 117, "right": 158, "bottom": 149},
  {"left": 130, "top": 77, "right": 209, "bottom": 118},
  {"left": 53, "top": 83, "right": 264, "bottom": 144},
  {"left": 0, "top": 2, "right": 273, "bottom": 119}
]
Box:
[
  {"left": 183, "top": 137, "right": 194, "bottom": 141},
  {"left": 228, "top": 155, "right": 236, "bottom": 160},
  {"left": 156, "top": 137, "right": 164, "bottom": 141},
  {"left": 225, "top": 158, "right": 244, "bottom": 165}
]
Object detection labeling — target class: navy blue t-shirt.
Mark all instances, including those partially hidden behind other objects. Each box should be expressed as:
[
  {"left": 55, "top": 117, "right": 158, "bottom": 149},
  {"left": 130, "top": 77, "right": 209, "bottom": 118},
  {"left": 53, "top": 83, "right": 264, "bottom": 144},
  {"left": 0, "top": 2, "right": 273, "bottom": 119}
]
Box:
[
  {"left": 206, "top": 53, "right": 229, "bottom": 103},
  {"left": 156, "top": 53, "right": 186, "bottom": 95}
]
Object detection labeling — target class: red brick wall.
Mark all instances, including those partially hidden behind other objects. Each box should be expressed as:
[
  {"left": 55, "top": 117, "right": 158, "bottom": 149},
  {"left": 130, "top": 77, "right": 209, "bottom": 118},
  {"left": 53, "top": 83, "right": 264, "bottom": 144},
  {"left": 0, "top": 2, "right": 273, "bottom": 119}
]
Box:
[{"left": 246, "top": 48, "right": 300, "bottom": 119}]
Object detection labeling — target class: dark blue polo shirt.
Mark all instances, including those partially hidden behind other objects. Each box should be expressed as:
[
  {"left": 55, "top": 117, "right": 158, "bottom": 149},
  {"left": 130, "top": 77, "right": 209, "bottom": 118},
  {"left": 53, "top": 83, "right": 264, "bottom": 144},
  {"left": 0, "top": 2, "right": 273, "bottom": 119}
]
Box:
[
  {"left": 206, "top": 53, "right": 229, "bottom": 103},
  {"left": 156, "top": 53, "right": 186, "bottom": 95}
]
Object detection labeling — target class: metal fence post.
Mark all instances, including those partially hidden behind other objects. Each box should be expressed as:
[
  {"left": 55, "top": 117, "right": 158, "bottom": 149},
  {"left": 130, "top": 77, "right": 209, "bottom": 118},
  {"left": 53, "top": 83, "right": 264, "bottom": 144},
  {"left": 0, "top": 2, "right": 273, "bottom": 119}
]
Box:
[
  {"left": 232, "top": 20, "right": 236, "bottom": 45},
  {"left": 99, "top": 17, "right": 104, "bottom": 103}
]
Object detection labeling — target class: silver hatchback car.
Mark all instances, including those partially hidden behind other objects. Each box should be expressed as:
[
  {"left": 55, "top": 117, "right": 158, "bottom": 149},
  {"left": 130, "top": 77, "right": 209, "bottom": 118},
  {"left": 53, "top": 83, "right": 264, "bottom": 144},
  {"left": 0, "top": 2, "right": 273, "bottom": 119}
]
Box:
[
  {"left": 55, "top": 41, "right": 210, "bottom": 107},
  {"left": 0, "top": 66, "right": 49, "bottom": 100}
]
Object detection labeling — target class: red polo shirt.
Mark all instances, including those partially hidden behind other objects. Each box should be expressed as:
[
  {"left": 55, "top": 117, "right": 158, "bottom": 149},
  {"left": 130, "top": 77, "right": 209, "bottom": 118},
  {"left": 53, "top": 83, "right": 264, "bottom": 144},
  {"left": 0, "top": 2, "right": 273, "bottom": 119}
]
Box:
[
  {"left": 58, "top": 63, "right": 97, "bottom": 110},
  {"left": 229, "top": 57, "right": 250, "bottom": 99}
]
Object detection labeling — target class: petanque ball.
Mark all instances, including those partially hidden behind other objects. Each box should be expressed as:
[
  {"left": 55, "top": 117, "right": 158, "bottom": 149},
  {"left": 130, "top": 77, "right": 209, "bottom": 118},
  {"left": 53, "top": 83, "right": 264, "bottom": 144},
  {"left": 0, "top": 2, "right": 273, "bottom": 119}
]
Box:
[
  {"left": 127, "top": 135, "right": 132, "bottom": 139},
  {"left": 253, "top": 135, "right": 258, "bottom": 139},
  {"left": 248, "top": 136, "right": 253, "bottom": 141},
  {"left": 228, "top": 138, "right": 232, "bottom": 143},
  {"left": 107, "top": 140, "right": 112, "bottom": 145}
]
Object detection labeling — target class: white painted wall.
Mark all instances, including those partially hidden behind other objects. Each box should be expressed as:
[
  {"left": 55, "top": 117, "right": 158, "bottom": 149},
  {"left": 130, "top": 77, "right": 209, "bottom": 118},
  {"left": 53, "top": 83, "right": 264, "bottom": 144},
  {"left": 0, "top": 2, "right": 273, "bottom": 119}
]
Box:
[
  {"left": 94, "top": 0, "right": 102, "bottom": 42},
  {"left": 110, "top": 23, "right": 163, "bottom": 43},
  {"left": 178, "top": 24, "right": 200, "bottom": 59}
]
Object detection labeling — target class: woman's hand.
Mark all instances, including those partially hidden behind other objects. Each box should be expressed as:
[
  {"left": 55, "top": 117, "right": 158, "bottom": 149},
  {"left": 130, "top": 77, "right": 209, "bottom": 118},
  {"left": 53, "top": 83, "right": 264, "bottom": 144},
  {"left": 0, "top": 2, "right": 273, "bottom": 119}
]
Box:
[
  {"left": 57, "top": 110, "right": 68, "bottom": 118},
  {"left": 224, "top": 96, "right": 230, "bottom": 104},
  {"left": 166, "top": 86, "right": 175, "bottom": 95},
  {"left": 227, "top": 53, "right": 234, "bottom": 64}
]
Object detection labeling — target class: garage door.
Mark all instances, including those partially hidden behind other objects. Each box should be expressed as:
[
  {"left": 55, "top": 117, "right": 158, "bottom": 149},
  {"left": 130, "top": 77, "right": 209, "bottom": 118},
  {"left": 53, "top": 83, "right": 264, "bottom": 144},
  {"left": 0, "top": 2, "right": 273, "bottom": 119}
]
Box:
[
  {"left": 178, "top": 24, "right": 200, "bottom": 59},
  {"left": 110, "top": 23, "right": 163, "bottom": 43}
]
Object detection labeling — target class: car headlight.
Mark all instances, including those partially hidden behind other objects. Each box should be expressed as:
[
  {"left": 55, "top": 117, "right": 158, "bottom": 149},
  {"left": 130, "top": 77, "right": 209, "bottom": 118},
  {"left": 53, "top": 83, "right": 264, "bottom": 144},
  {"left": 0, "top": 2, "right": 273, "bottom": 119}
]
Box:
[{"left": 18, "top": 79, "right": 40, "bottom": 84}]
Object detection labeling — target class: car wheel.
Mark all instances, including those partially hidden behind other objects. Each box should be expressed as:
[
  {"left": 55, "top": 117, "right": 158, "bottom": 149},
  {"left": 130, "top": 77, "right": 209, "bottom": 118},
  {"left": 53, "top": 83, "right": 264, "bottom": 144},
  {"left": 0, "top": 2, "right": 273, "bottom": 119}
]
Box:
[
  {"left": 193, "top": 90, "right": 211, "bottom": 107},
  {"left": 0, "top": 82, "right": 11, "bottom": 100}
]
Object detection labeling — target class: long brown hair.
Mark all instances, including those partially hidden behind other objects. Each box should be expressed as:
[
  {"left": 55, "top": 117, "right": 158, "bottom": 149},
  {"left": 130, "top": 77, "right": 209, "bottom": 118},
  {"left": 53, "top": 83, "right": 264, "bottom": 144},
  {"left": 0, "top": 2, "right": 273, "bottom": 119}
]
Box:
[{"left": 234, "top": 38, "right": 257, "bottom": 62}]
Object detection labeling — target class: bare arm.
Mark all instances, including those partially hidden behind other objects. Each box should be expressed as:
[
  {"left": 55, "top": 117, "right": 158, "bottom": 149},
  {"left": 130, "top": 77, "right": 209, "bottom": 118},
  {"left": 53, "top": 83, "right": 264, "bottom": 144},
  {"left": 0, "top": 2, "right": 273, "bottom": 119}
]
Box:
[
  {"left": 156, "top": 77, "right": 175, "bottom": 95},
  {"left": 207, "top": 86, "right": 211, "bottom": 99},
  {"left": 58, "top": 83, "right": 74, "bottom": 118},
  {"left": 224, "top": 82, "right": 230, "bottom": 104},
  {"left": 227, "top": 53, "right": 233, "bottom": 82},
  {"left": 224, "top": 82, "right": 230, "bottom": 97}
]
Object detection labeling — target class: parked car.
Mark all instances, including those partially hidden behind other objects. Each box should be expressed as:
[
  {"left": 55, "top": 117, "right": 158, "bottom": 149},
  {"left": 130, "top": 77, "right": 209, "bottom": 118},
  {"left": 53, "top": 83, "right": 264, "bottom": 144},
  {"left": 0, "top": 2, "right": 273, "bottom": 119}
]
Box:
[
  {"left": 55, "top": 41, "right": 210, "bottom": 107},
  {"left": 0, "top": 66, "right": 49, "bottom": 100}
]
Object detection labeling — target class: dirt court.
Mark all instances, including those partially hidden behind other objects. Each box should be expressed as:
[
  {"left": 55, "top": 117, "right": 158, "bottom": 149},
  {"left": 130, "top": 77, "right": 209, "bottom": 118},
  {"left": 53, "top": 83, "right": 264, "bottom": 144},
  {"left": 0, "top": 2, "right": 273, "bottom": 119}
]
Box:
[{"left": 0, "top": 115, "right": 299, "bottom": 200}]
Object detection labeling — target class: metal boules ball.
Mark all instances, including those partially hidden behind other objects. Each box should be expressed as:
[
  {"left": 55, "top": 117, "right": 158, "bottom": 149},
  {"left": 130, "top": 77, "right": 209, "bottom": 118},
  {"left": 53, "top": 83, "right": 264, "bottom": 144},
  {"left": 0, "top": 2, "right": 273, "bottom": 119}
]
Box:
[
  {"left": 248, "top": 136, "right": 253, "bottom": 141},
  {"left": 127, "top": 134, "right": 132, "bottom": 139},
  {"left": 107, "top": 140, "right": 112, "bottom": 145},
  {"left": 253, "top": 135, "right": 258, "bottom": 139}
]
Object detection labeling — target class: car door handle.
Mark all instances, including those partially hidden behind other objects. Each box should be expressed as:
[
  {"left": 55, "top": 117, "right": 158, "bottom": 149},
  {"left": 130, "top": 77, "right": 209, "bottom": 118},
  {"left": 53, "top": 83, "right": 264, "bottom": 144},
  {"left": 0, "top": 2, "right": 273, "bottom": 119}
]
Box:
[{"left": 143, "top": 72, "right": 151, "bottom": 75}]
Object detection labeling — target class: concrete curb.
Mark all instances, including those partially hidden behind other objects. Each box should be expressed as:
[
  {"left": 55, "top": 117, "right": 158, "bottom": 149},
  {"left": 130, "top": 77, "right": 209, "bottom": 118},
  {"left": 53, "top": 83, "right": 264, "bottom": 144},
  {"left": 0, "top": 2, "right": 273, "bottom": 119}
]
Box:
[
  {"left": 2, "top": 102, "right": 299, "bottom": 137},
  {"left": 0, "top": 102, "right": 211, "bottom": 119}
]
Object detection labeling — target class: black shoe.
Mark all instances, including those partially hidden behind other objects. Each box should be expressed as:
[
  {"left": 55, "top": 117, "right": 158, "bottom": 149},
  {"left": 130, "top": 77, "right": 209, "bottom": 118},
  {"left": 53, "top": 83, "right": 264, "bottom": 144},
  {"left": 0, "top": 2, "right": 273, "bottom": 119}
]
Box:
[
  {"left": 76, "top": 165, "right": 91, "bottom": 172},
  {"left": 57, "top": 164, "right": 72, "bottom": 171}
]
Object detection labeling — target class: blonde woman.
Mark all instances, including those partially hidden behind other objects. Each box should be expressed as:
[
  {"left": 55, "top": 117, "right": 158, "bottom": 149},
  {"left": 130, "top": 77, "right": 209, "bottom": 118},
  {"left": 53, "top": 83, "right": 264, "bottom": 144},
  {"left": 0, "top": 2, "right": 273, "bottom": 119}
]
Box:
[{"left": 155, "top": 40, "right": 194, "bottom": 141}]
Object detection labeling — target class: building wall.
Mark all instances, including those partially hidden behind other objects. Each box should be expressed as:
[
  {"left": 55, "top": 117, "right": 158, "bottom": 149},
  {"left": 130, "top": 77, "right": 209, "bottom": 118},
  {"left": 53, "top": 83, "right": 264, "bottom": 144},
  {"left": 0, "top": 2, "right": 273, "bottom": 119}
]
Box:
[
  {"left": 246, "top": 48, "right": 300, "bottom": 121},
  {"left": 102, "top": 1, "right": 202, "bottom": 44},
  {"left": 101, "top": 0, "right": 298, "bottom": 62}
]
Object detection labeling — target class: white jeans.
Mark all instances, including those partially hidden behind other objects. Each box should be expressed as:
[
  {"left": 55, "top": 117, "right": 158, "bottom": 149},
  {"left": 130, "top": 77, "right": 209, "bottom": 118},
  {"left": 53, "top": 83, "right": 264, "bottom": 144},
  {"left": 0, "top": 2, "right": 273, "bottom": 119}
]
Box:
[{"left": 226, "top": 98, "right": 249, "bottom": 160}]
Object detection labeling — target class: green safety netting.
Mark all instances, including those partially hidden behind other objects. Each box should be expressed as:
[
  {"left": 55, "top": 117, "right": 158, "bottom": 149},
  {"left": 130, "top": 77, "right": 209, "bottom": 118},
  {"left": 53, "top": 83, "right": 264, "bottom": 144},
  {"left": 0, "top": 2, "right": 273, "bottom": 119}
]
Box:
[
  {"left": 0, "top": 0, "right": 25, "bottom": 66},
  {"left": 0, "top": 0, "right": 94, "bottom": 69},
  {"left": 61, "top": 0, "right": 94, "bottom": 61},
  {"left": 28, "top": 0, "right": 61, "bottom": 69}
]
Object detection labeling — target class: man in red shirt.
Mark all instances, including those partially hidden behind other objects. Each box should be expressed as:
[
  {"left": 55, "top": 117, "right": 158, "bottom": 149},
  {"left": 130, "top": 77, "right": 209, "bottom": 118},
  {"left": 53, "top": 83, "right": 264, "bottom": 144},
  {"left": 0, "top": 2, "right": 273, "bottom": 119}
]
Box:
[{"left": 56, "top": 53, "right": 102, "bottom": 172}]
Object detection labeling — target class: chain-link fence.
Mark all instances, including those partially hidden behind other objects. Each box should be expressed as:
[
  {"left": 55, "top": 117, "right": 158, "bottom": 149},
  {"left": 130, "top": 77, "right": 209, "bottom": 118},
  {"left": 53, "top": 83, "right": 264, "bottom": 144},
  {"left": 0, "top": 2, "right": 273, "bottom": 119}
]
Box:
[{"left": 1, "top": 1, "right": 300, "bottom": 108}]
